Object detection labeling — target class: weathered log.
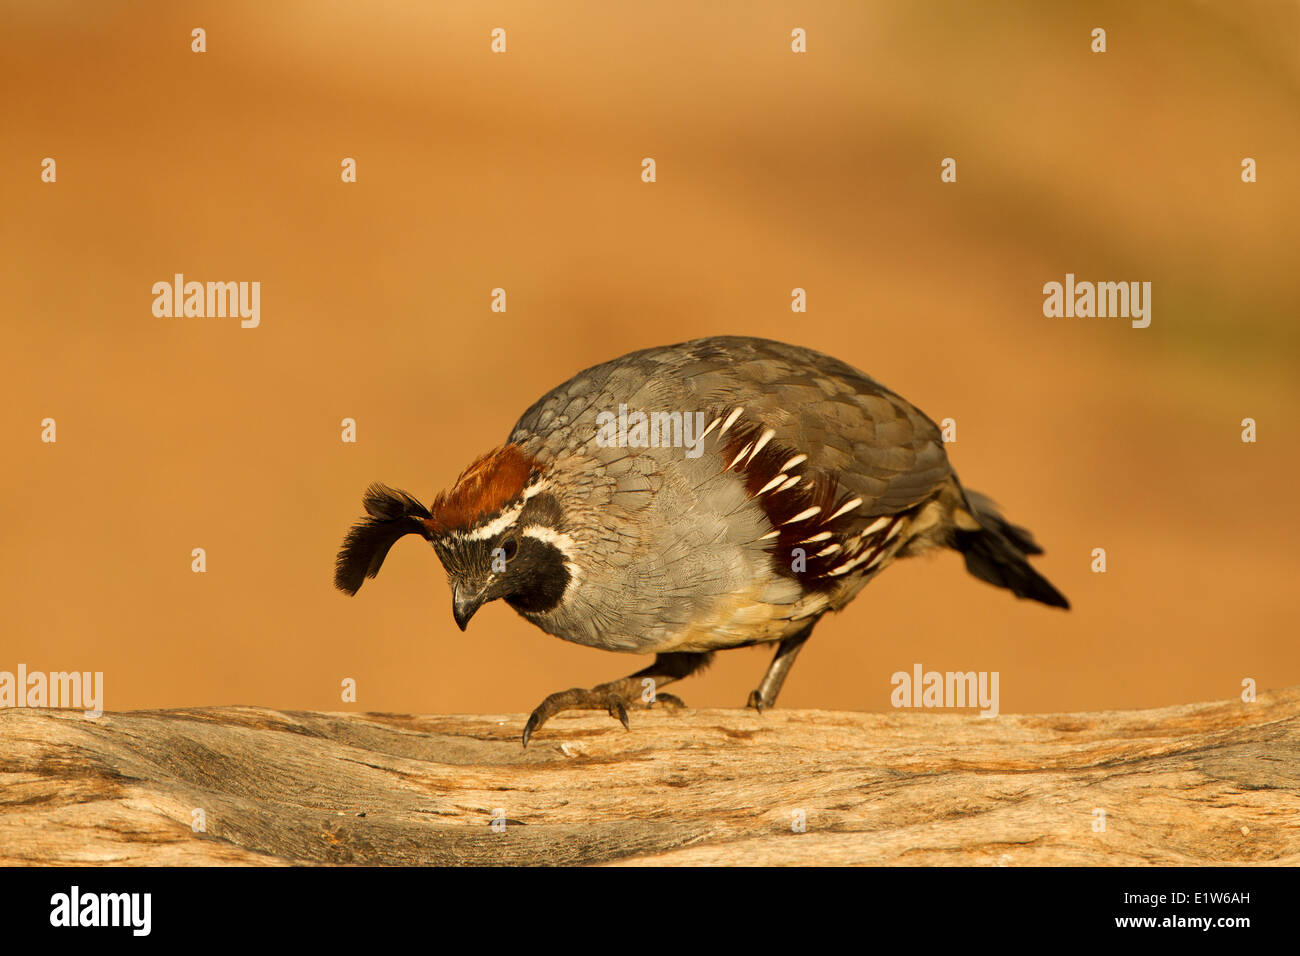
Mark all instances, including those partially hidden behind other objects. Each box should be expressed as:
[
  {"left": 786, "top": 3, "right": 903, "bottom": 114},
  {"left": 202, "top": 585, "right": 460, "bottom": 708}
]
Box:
[{"left": 2, "top": 688, "right": 1296, "bottom": 865}]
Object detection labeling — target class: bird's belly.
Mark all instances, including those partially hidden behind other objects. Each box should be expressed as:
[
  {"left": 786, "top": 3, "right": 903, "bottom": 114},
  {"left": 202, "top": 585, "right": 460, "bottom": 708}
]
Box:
[
  {"left": 524, "top": 577, "right": 814, "bottom": 653},
  {"left": 645, "top": 584, "right": 811, "bottom": 652}
]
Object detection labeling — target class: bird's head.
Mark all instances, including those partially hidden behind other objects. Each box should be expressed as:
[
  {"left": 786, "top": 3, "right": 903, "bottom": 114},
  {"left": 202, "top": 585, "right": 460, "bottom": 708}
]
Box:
[{"left": 334, "top": 445, "right": 576, "bottom": 630}]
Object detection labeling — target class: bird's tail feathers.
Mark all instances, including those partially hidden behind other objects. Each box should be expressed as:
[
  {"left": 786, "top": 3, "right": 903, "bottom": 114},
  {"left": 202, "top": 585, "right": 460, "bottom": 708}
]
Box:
[{"left": 953, "top": 489, "right": 1069, "bottom": 609}]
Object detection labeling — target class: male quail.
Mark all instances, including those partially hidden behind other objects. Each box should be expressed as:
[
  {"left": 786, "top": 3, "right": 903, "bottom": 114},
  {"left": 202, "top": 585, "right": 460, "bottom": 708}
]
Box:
[{"left": 335, "top": 335, "right": 1068, "bottom": 745}]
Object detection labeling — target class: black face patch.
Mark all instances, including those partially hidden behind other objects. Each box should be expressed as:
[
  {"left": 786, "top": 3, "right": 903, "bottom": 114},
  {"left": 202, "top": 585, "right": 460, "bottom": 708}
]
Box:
[
  {"left": 430, "top": 490, "right": 571, "bottom": 620},
  {"left": 501, "top": 536, "right": 570, "bottom": 614}
]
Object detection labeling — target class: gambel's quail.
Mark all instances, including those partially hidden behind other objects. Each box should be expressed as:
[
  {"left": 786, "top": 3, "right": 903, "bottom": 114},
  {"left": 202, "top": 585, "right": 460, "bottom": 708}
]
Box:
[{"left": 336, "top": 335, "right": 1068, "bottom": 745}]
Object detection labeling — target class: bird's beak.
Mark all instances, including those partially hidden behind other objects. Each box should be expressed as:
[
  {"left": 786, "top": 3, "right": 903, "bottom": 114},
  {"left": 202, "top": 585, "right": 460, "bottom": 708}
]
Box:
[{"left": 452, "top": 585, "right": 486, "bottom": 631}]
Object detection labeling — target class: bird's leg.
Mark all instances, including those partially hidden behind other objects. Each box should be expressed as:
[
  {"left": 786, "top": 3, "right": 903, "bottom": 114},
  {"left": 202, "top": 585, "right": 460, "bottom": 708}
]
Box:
[
  {"left": 522, "top": 651, "right": 712, "bottom": 747},
  {"left": 747, "top": 625, "right": 814, "bottom": 712}
]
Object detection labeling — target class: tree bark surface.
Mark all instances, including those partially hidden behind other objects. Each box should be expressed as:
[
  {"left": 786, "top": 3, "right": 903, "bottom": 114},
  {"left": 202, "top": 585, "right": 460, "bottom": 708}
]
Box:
[{"left": 2, "top": 689, "right": 1296, "bottom": 865}]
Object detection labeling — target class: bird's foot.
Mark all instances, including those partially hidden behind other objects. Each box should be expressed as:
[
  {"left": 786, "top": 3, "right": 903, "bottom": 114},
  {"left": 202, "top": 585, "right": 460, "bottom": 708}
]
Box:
[
  {"left": 521, "top": 684, "right": 686, "bottom": 747},
  {"left": 746, "top": 689, "right": 772, "bottom": 713}
]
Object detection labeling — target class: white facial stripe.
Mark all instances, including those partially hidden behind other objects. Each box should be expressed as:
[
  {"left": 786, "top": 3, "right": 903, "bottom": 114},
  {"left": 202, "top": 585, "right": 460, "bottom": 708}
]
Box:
[
  {"left": 522, "top": 479, "right": 551, "bottom": 500},
  {"left": 450, "top": 479, "right": 553, "bottom": 541},
  {"left": 462, "top": 503, "right": 524, "bottom": 540},
  {"left": 521, "top": 525, "right": 577, "bottom": 557}
]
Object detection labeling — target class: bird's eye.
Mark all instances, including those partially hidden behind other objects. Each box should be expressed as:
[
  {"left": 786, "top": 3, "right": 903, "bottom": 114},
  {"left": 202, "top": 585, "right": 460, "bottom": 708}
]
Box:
[{"left": 501, "top": 537, "right": 519, "bottom": 562}]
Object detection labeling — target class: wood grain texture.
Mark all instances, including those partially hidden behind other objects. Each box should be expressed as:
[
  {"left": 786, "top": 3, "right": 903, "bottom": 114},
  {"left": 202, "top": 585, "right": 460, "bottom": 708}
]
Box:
[{"left": 2, "top": 689, "right": 1297, "bottom": 866}]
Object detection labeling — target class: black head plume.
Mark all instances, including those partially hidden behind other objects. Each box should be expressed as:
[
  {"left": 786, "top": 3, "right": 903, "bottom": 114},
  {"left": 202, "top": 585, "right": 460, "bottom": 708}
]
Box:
[{"left": 334, "top": 483, "right": 432, "bottom": 595}]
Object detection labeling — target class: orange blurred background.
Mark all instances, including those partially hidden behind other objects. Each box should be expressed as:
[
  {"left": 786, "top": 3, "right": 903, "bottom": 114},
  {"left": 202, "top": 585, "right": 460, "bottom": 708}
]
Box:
[{"left": 2, "top": 1, "right": 1297, "bottom": 719}]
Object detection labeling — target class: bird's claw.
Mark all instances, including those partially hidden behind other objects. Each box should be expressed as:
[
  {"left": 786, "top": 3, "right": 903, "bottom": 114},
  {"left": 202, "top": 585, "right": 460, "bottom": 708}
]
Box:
[
  {"left": 521, "top": 711, "right": 542, "bottom": 748},
  {"left": 607, "top": 697, "right": 631, "bottom": 731},
  {"left": 520, "top": 687, "right": 688, "bottom": 747}
]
